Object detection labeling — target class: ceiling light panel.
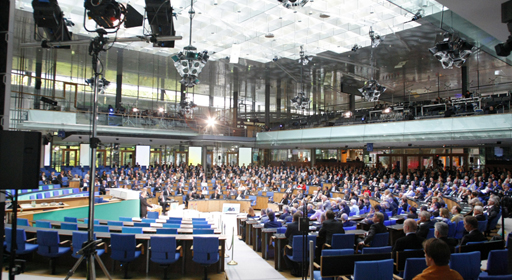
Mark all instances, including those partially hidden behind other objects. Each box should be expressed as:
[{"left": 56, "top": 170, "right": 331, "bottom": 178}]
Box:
[{"left": 16, "top": 0, "right": 441, "bottom": 62}]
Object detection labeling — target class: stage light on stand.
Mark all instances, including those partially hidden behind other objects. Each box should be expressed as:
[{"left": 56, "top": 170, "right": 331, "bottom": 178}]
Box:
[
  {"left": 343, "top": 111, "right": 353, "bottom": 118},
  {"left": 85, "top": 77, "right": 110, "bottom": 92},
  {"left": 369, "top": 27, "right": 383, "bottom": 48},
  {"left": 145, "top": 0, "right": 176, "bottom": 47}
]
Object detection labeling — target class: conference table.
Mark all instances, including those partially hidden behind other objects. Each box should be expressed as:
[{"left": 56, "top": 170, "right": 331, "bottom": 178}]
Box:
[
  {"left": 7, "top": 225, "right": 227, "bottom": 275},
  {"left": 190, "top": 199, "right": 251, "bottom": 213}
]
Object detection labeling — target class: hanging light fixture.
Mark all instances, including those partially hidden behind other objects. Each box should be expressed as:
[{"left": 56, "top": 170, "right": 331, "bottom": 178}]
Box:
[
  {"left": 360, "top": 26, "right": 386, "bottom": 102},
  {"left": 171, "top": 0, "right": 209, "bottom": 87},
  {"left": 429, "top": 32, "right": 475, "bottom": 69},
  {"left": 291, "top": 46, "right": 312, "bottom": 111},
  {"left": 278, "top": 0, "right": 309, "bottom": 9}
]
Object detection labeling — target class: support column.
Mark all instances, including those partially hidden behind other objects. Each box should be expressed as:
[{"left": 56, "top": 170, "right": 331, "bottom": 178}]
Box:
[
  {"left": 232, "top": 67, "right": 239, "bottom": 126},
  {"left": 264, "top": 75, "right": 270, "bottom": 127},
  {"left": 209, "top": 64, "right": 215, "bottom": 115},
  {"left": 310, "top": 148, "right": 316, "bottom": 168},
  {"left": 115, "top": 49, "right": 123, "bottom": 109},
  {"left": 276, "top": 79, "right": 282, "bottom": 119},
  {"left": 461, "top": 65, "right": 468, "bottom": 95},
  {"left": 33, "top": 49, "right": 43, "bottom": 109},
  {"left": 202, "top": 146, "right": 208, "bottom": 175}
]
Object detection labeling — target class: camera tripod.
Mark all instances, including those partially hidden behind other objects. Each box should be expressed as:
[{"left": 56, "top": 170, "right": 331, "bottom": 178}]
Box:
[{"left": 65, "top": 239, "right": 112, "bottom": 280}]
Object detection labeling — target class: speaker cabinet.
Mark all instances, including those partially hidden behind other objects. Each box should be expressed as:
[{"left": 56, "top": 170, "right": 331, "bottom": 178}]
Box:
[{"left": 0, "top": 131, "right": 41, "bottom": 190}]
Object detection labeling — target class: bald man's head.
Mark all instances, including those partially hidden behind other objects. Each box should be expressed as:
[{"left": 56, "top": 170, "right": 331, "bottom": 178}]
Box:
[{"left": 403, "top": 219, "right": 418, "bottom": 233}]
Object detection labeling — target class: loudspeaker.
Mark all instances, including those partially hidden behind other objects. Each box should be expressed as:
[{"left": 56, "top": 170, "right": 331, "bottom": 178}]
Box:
[
  {"left": 470, "top": 157, "right": 474, "bottom": 163},
  {"left": 0, "top": 131, "right": 41, "bottom": 189}
]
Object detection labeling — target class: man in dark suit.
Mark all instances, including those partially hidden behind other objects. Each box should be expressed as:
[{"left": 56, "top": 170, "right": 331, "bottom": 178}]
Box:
[
  {"left": 407, "top": 206, "right": 418, "bottom": 219},
  {"left": 210, "top": 188, "right": 222, "bottom": 199},
  {"left": 358, "top": 212, "right": 387, "bottom": 246},
  {"left": 316, "top": 210, "right": 345, "bottom": 261},
  {"left": 473, "top": 205, "right": 487, "bottom": 221},
  {"left": 264, "top": 212, "right": 282, "bottom": 228},
  {"left": 416, "top": 211, "right": 435, "bottom": 239},
  {"left": 460, "top": 216, "right": 487, "bottom": 245},
  {"left": 284, "top": 213, "right": 303, "bottom": 277},
  {"left": 280, "top": 193, "right": 290, "bottom": 205},
  {"left": 392, "top": 219, "right": 425, "bottom": 259},
  {"left": 140, "top": 191, "right": 152, "bottom": 218},
  {"left": 159, "top": 186, "right": 171, "bottom": 215},
  {"left": 434, "top": 221, "right": 458, "bottom": 252},
  {"left": 485, "top": 198, "right": 500, "bottom": 222}
]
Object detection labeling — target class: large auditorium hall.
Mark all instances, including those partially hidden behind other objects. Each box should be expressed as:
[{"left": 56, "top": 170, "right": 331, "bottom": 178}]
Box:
[{"left": 1, "top": 0, "right": 512, "bottom": 279}]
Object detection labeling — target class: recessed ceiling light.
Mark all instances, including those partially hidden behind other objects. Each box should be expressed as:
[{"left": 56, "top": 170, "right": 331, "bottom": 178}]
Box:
[
  {"left": 265, "top": 33, "right": 275, "bottom": 38},
  {"left": 319, "top": 13, "right": 330, "bottom": 18}
]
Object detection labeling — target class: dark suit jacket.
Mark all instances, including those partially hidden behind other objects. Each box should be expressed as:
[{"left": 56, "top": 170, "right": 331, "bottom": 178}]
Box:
[
  {"left": 285, "top": 221, "right": 301, "bottom": 246},
  {"left": 318, "top": 219, "right": 345, "bottom": 245},
  {"left": 210, "top": 193, "right": 221, "bottom": 199},
  {"left": 140, "top": 197, "right": 151, "bottom": 218},
  {"left": 407, "top": 213, "right": 418, "bottom": 219},
  {"left": 392, "top": 233, "right": 425, "bottom": 258},
  {"left": 486, "top": 205, "right": 499, "bottom": 222},
  {"left": 364, "top": 222, "right": 387, "bottom": 245},
  {"left": 460, "top": 229, "right": 487, "bottom": 245},
  {"left": 264, "top": 220, "right": 282, "bottom": 228},
  {"left": 475, "top": 214, "right": 487, "bottom": 221},
  {"left": 416, "top": 220, "right": 435, "bottom": 239},
  {"left": 438, "top": 236, "right": 459, "bottom": 252}
]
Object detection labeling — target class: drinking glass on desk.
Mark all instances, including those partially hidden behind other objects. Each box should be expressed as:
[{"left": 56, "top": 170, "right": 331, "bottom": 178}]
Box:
[{"left": 31, "top": 201, "right": 36, "bottom": 207}]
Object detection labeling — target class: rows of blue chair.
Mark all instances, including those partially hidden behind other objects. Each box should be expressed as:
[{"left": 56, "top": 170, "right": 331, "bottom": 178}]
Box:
[{"left": 7, "top": 217, "right": 221, "bottom": 278}]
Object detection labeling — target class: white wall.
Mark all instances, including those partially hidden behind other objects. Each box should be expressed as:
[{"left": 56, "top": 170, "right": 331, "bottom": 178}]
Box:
[{"left": 43, "top": 143, "right": 50, "bottom": 166}]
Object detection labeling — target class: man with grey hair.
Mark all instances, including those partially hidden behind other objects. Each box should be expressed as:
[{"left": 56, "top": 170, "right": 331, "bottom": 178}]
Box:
[
  {"left": 434, "top": 221, "right": 458, "bottom": 252},
  {"left": 473, "top": 205, "right": 486, "bottom": 221},
  {"left": 349, "top": 199, "right": 359, "bottom": 215},
  {"left": 416, "top": 211, "right": 435, "bottom": 239},
  {"left": 485, "top": 197, "right": 500, "bottom": 222},
  {"left": 392, "top": 218, "right": 425, "bottom": 258},
  {"left": 341, "top": 213, "right": 355, "bottom": 227},
  {"left": 322, "top": 195, "right": 331, "bottom": 211}
]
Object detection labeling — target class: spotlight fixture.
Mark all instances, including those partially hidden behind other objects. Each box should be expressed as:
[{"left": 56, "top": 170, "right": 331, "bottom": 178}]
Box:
[
  {"left": 429, "top": 32, "right": 475, "bottom": 69},
  {"left": 369, "top": 27, "right": 383, "bottom": 48},
  {"left": 145, "top": 0, "right": 176, "bottom": 47},
  {"left": 319, "top": 13, "right": 330, "bottom": 18},
  {"left": 278, "top": 0, "right": 309, "bottom": 9},
  {"left": 32, "top": 0, "right": 72, "bottom": 44},
  {"left": 158, "top": 107, "right": 164, "bottom": 112},
  {"left": 206, "top": 117, "right": 216, "bottom": 127},
  {"left": 343, "top": 111, "right": 353, "bottom": 118},
  {"left": 290, "top": 92, "right": 311, "bottom": 110},
  {"left": 84, "top": 0, "right": 126, "bottom": 29},
  {"left": 85, "top": 77, "right": 110, "bottom": 92},
  {"left": 133, "top": 107, "right": 138, "bottom": 112},
  {"left": 351, "top": 44, "right": 361, "bottom": 52},
  {"left": 382, "top": 106, "right": 392, "bottom": 114},
  {"left": 265, "top": 32, "right": 275, "bottom": 38},
  {"left": 359, "top": 80, "right": 386, "bottom": 102},
  {"left": 172, "top": 0, "right": 208, "bottom": 87}
]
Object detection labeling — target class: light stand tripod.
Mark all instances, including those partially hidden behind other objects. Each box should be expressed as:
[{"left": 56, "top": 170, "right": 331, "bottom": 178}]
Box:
[{"left": 65, "top": 29, "right": 112, "bottom": 280}]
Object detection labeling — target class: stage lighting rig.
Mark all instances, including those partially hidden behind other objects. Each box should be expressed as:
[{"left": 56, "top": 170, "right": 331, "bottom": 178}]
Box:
[
  {"left": 429, "top": 32, "right": 475, "bottom": 69},
  {"left": 291, "top": 92, "right": 311, "bottom": 110},
  {"left": 298, "top": 45, "right": 313, "bottom": 65},
  {"left": 85, "top": 77, "right": 110, "bottom": 92},
  {"left": 179, "top": 99, "right": 197, "bottom": 117},
  {"left": 369, "top": 27, "right": 383, "bottom": 48},
  {"left": 31, "top": 0, "right": 72, "bottom": 45},
  {"left": 145, "top": 0, "right": 176, "bottom": 47},
  {"left": 172, "top": 0, "right": 209, "bottom": 87},
  {"left": 351, "top": 44, "right": 361, "bottom": 52},
  {"left": 359, "top": 79, "right": 386, "bottom": 102},
  {"left": 278, "top": 0, "right": 309, "bottom": 9}
]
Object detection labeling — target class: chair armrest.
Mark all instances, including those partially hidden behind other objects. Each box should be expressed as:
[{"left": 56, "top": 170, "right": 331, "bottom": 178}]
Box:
[
  {"left": 136, "top": 243, "right": 144, "bottom": 254},
  {"left": 340, "top": 276, "right": 351, "bottom": 280},
  {"left": 313, "top": 262, "right": 320, "bottom": 269},
  {"left": 393, "top": 275, "right": 403, "bottom": 280},
  {"left": 26, "top": 238, "right": 37, "bottom": 243},
  {"left": 60, "top": 240, "right": 71, "bottom": 245},
  {"left": 323, "top": 243, "right": 331, "bottom": 249},
  {"left": 285, "top": 245, "right": 292, "bottom": 250},
  {"left": 96, "top": 242, "right": 107, "bottom": 253},
  {"left": 176, "top": 245, "right": 183, "bottom": 257}
]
